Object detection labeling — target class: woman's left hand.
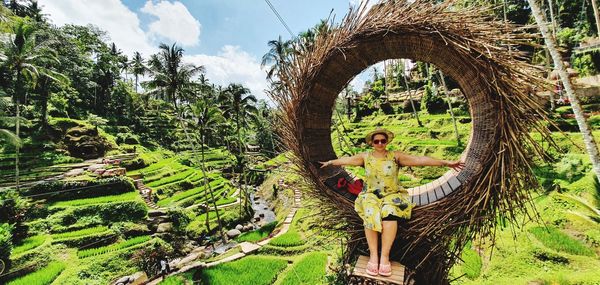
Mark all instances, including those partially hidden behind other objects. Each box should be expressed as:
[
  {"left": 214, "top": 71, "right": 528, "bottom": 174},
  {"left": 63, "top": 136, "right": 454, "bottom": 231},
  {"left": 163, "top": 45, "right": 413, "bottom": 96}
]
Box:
[{"left": 445, "top": 160, "right": 465, "bottom": 171}]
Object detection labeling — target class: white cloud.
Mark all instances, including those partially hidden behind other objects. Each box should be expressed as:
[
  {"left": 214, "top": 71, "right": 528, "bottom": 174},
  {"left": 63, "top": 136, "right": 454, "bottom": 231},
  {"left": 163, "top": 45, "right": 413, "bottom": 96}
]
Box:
[
  {"left": 185, "top": 45, "right": 269, "bottom": 102},
  {"left": 38, "top": 0, "right": 266, "bottom": 101},
  {"left": 38, "top": 0, "right": 156, "bottom": 57},
  {"left": 141, "top": 1, "right": 201, "bottom": 47}
]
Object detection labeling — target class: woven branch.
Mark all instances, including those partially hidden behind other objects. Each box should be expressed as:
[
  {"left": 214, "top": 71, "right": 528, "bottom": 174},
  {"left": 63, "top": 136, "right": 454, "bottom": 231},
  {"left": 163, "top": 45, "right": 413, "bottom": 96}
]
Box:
[{"left": 267, "top": 1, "right": 554, "bottom": 284}]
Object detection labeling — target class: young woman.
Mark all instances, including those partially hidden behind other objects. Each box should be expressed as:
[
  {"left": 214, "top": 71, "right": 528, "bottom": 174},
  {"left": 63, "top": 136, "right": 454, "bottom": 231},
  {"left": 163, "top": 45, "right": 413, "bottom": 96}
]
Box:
[{"left": 320, "top": 128, "right": 464, "bottom": 276}]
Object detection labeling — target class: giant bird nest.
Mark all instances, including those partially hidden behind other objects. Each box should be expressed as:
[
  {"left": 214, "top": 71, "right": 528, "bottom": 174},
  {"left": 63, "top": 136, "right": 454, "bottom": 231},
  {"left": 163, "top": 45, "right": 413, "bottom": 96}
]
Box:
[{"left": 268, "top": 1, "right": 554, "bottom": 284}]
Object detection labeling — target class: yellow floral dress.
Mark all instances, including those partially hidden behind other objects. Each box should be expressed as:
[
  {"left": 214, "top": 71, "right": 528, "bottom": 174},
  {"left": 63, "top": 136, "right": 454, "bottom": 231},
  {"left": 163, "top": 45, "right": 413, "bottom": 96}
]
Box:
[{"left": 354, "top": 151, "right": 413, "bottom": 232}]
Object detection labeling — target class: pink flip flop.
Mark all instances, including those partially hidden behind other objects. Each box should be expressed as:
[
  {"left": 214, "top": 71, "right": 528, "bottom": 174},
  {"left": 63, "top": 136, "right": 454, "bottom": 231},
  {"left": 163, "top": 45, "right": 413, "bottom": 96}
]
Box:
[
  {"left": 366, "top": 261, "right": 379, "bottom": 276},
  {"left": 379, "top": 262, "right": 392, "bottom": 277}
]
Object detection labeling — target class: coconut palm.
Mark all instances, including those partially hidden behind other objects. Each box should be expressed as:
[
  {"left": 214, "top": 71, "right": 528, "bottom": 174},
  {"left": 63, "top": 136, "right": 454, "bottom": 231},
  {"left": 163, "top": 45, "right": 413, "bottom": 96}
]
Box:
[
  {"left": 219, "top": 83, "right": 258, "bottom": 166},
  {"left": 145, "top": 43, "right": 204, "bottom": 111},
  {"left": 0, "top": 96, "right": 20, "bottom": 147},
  {"left": 187, "top": 96, "right": 225, "bottom": 237},
  {"left": 261, "top": 36, "right": 291, "bottom": 80},
  {"left": 131, "top": 51, "right": 146, "bottom": 93},
  {"left": 528, "top": 0, "right": 600, "bottom": 183},
  {"left": 437, "top": 70, "right": 461, "bottom": 146},
  {"left": 219, "top": 84, "right": 258, "bottom": 218},
  {"left": 1, "top": 19, "right": 62, "bottom": 190}
]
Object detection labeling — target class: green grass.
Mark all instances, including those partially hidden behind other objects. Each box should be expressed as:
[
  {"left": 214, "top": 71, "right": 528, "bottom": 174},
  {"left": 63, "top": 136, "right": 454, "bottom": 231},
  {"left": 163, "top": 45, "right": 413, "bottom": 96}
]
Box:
[
  {"left": 198, "top": 255, "right": 288, "bottom": 285},
  {"left": 143, "top": 163, "right": 189, "bottom": 184},
  {"left": 11, "top": 235, "right": 47, "bottom": 256},
  {"left": 51, "top": 226, "right": 109, "bottom": 240},
  {"left": 50, "top": 191, "right": 140, "bottom": 207},
  {"left": 215, "top": 196, "right": 237, "bottom": 206},
  {"left": 147, "top": 168, "right": 196, "bottom": 188},
  {"left": 461, "top": 246, "right": 482, "bottom": 279},
  {"left": 236, "top": 221, "right": 278, "bottom": 242},
  {"left": 6, "top": 261, "right": 65, "bottom": 285},
  {"left": 159, "top": 271, "right": 195, "bottom": 285},
  {"left": 268, "top": 228, "right": 305, "bottom": 247},
  {"left": 77, "top": 236, "right": 152, "bottom": 258},
  {"left": 269, "top": 209, "right": 307, "bottom": 248},
  {"left": 529, "top": 226, "right": 595, "bottom": 256},
  {"left": 277, "top": 252, "right": 328, "bottom": 285},
  {"left": 128, "top": 157, "right": 176, "bottom": 176},
  {"left": 156, "top": 178, "right": 225, "bottom": 207}
]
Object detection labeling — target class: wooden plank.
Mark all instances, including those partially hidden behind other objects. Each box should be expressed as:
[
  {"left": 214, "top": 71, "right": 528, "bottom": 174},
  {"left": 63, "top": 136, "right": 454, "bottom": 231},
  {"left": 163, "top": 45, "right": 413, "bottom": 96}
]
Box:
[
  {"left": 352, "top": 255, "right": 405, "bottom": 284},
  {"left": 441, "top": 181, "right": 453, "bottom": 195},
  {"left": 448, "top": 176, "right": 462, "bottom": 190},
  {"left": 434, "top": 185, "right": 445, "bottom": 201},
  {"left": 420, "top": 192, "right": 429, "bottom": 205}
]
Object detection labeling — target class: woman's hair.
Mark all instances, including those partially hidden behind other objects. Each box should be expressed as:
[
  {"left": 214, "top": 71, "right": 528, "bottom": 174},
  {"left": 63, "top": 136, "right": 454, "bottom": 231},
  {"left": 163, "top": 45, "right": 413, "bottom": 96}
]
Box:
[{"left": 371, "top": 132, "right": 388, "bottom": 141}]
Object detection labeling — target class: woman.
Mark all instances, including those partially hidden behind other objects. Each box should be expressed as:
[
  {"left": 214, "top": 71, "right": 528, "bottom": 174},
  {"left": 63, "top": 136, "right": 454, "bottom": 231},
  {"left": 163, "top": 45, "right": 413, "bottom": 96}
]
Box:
[{"left": 320, "top": 128, "right": 464, "bottom": 277}]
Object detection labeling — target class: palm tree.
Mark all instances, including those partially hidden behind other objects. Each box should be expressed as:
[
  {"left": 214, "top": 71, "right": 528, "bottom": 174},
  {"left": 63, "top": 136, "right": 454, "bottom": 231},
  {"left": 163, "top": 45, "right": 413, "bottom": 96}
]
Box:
[
  {"left": 26, "top": 0, "right": 46, "bottom": 23},
  {"left": 261, "top": 36, "right": 291, "bottom": 80},
  {"left": 528, "top": 0, "right": 600, "bottom": 183},
  {"left": 219, "top": 84, "right": 258, "bottom": 166},
  {"left": 145, "top": 43, "right": 204, "bottom": 111},
  {"left": 0, "top": 96, "right": 20, "bottom": 148},
  {"left": 188, "top": 96, "right": 226, "bottom": 238},
  {"left": 131, "top": 51, "right": 146, "bottom": 93},
  {"left": 219, "top": 84, "right": 258, "bottom": 217},
  {"left": 437, "top": 70, "right": 461, "bottom": 146},
  {"left": 1, "top": 19, "right": 61, "bottom": 190},
  {"left": 402, "top": 72, "right": 423, "bottom": 127}
]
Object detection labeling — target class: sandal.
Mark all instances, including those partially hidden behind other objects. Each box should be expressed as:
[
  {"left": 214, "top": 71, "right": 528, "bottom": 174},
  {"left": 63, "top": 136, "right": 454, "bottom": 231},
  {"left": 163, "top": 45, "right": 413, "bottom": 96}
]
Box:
[
  {"left": 379, "top": 262, "right": 392, "bottom": 277},
  {"left": 366, "top": 261, "right": 378, "bottom": 276}
]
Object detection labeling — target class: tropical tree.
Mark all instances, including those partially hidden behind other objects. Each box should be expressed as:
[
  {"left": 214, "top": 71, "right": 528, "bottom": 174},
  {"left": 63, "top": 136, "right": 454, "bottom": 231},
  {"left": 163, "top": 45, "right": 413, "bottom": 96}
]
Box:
[
  {"left": 219, "top": 83, "right": 258, "bottom": 167},
  {"left": 219, "top": 83, "right": 258, "bottom": 218},
  {"left": 261, "top": 36, "right": 291, "bottom": 80},
  {"left": 131, "top": 51, "right": 146, "bottom": 93},
  {"left": 0, "top": 96, "right": 19, "bottom": 147},
  {"left": 187, "top": 96, "right": 225, "bottom": 236},
  {"left": 1, "top": 18, "right": 61, "bottom": 190},
  {"left": 145, "top": 43, "right": 204, "bottom": 111},
  {"left": 437, "top": 70, "right": 461, "bottom": 146},
  {"left": 528, "top": 0, "right": 600, "bottom": 183}
]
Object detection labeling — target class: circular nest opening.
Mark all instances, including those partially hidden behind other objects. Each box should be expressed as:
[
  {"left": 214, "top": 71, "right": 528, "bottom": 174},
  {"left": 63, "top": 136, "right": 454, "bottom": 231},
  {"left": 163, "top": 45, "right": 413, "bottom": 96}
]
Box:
[{"left": 268, "top": 2, "right": 552, "bottom": 283}]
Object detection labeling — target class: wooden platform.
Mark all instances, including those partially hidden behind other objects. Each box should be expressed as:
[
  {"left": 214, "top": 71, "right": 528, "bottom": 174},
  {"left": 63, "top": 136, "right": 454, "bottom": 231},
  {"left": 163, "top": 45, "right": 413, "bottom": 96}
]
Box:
[{"left": 352, "top": 255, "right": 405, "bottom": 284}]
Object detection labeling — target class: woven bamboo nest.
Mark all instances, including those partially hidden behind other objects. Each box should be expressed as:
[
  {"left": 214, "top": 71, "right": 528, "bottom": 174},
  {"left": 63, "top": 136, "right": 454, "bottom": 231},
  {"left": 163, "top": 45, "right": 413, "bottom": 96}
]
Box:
[{"left": 268, "top": 1, "right": 553, "bottom": 284}]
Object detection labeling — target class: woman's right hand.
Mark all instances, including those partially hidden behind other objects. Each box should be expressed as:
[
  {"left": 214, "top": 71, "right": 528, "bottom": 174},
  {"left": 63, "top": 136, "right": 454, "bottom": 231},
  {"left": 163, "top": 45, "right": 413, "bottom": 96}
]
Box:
[{"left": 319, "top": 161, "right": 331, "bottom": 168}]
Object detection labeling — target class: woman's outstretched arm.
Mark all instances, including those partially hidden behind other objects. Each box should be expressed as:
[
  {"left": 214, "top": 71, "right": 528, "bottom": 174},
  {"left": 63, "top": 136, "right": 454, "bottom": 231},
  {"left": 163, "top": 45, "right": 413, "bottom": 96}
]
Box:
[
  {"left": 319, "top": 153, "right": 366, "bottom": 168},
  {"left": 394, "top": 151, "right": 464, "bottom": 171}
]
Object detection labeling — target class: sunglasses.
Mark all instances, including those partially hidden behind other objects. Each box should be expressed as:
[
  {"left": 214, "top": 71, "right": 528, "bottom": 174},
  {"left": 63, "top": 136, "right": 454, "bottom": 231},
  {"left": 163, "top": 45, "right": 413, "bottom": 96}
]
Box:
[{"left": 372, "top": 139, "right": 387, "bottom": 145}]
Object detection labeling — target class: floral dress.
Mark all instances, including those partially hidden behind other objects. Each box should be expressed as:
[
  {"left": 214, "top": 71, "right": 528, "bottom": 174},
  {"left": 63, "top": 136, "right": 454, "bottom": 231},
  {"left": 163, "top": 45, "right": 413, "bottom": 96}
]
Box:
[{"left": 354, "top": 151, "right": 413, "bottom": 232}]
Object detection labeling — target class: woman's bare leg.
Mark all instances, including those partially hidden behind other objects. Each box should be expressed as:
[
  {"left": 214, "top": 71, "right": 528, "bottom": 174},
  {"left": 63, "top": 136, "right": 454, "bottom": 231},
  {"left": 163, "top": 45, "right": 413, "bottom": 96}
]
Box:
[
  {"left": 380, "top": 220, "right": 397, "bottom": 264},
  {"left": 365, "top": 227, "right": 379, "bottom": 264}
]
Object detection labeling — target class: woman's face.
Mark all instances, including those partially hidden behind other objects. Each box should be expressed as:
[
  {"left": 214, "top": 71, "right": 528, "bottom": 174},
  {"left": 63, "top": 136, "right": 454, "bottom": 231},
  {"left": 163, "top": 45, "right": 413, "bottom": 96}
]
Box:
[{"left": 371, "top": 133, "right": 388, "bottom": 151}]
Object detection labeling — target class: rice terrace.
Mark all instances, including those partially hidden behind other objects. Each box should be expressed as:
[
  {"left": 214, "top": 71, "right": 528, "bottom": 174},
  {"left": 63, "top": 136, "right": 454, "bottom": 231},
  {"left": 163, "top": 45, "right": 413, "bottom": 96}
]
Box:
[{"left": 0, "top": 0, "right": 600, "bottom": 284}]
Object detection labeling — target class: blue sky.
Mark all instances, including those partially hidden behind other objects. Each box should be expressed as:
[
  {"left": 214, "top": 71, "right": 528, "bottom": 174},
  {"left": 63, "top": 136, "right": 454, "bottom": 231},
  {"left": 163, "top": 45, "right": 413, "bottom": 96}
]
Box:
[{"left": 36, "top": 0, "right": 376, "bottom": 101}]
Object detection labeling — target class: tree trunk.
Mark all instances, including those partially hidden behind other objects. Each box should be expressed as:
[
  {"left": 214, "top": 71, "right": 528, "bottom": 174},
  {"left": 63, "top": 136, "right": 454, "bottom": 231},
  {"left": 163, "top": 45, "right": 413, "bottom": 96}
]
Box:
[
  {"left": 15, "top": 100, "right": 20, "bottom": 191},
  {"left": 14, "top": 70, "right": 23, "bottom": 192},
  {"left": 529, "top": 0, "right": 600, "bottom": 183},
  {"left": 135, "top": 74, "right": 139, "bottom": 93},
  {"left": 201, "top": 132, "right": 211, "bottom": 233},
  {"left": 402, "top": 60, "right": 422, "bottom": 126},
  {"left": 178, "top": 114, "right": 226, "bottom": 243},
  {"left": 547, "top": 0, "right": 557, "bottom": 37},
  {"left": 438, "top": 70, "right": 461, "bottom": 146},
  {"left": 40, "top": 78, "right": 50, "bottom": 130},
  {"left": 235, "top": 110, "right": 246, "bottom": 218},
  {"left": 591, "top": 0, "right": 600, "bottom": 36}
]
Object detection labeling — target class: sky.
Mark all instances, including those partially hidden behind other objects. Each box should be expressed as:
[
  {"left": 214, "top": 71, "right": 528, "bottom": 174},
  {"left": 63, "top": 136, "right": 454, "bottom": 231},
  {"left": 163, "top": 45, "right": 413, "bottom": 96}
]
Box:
[{"left": 36, "top": 0, "right": 378, "bottom": 102}]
